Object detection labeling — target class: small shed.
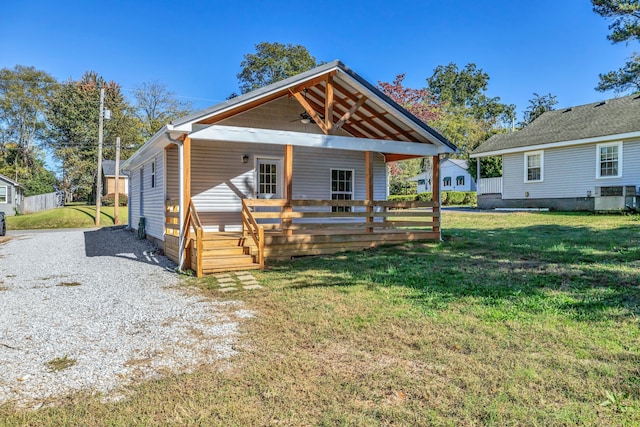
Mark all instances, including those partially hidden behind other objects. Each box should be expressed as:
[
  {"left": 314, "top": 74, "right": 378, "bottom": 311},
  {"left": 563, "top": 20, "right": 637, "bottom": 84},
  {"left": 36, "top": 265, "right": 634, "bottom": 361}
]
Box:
[
  {"left": 102, "top": 160, "right": 129, "bottom": 196},
  {"left": 0, "top": 173, "right": 24, "bottom": 216}
]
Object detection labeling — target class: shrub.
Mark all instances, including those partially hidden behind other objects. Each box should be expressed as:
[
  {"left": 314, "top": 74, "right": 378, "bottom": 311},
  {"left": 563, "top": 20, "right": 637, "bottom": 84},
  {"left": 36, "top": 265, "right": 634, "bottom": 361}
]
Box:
[
  {"left": 445, "top": 191, "right": 466, "bottom": 205},
  {"left": 101, "top": 193, "right": 128, "bottom": 207},
  {"left": 416, "top": 192, "right": 433, "bottom": 202},
  {"left": 388, "top": 194, "right": 417, "bottom": 202},
  {"left": 463, "top": 192, "right": 477, "bottom": 205}
]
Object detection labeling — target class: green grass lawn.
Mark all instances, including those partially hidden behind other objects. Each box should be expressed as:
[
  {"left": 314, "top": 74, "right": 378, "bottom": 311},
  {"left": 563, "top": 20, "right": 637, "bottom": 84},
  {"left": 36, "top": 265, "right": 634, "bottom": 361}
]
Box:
[
  {"left": 6, "top": 204, "right": 128, "bottom": 230},
  {"left": 2, "top": 211, "right": 639, "bottom": 426}
]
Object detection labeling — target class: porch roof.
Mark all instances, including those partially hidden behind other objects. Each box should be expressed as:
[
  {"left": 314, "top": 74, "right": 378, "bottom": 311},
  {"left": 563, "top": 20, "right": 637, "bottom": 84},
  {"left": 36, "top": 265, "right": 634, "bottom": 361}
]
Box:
[
  {"left": 188, "top": 125, "right": 442, "bottom": 157},
  {"left": 122, "top": 60, "right": 456, "bottom": 172}
]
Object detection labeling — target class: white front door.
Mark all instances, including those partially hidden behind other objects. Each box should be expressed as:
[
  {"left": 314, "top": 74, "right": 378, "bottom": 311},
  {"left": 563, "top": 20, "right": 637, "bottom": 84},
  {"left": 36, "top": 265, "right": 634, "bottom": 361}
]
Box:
[{"left": 256, "top": 158, "right": 282, "bottom": 199}]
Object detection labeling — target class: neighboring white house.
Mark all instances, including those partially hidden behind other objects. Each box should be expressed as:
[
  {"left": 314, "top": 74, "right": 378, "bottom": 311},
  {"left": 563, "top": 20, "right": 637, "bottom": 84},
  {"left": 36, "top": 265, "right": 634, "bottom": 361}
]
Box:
[
  {"left": 409, "top": 158, "right": 476, "bottom": 193},
  {"left": 471, "top": 94, "right": 640, "bottom": 211}
]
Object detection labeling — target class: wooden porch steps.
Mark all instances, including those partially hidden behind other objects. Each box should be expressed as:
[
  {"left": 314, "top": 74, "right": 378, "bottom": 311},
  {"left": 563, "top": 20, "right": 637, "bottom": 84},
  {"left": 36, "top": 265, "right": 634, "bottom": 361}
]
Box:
[{"left": 199, "top": 232, "right": 260, "bottom": 274}]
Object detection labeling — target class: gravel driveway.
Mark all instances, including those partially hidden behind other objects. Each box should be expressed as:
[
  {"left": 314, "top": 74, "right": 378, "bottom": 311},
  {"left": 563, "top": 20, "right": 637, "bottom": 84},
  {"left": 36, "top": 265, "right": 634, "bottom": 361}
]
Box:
[{"left": 0, "top": 227, "right": 250, "bottom": 408}]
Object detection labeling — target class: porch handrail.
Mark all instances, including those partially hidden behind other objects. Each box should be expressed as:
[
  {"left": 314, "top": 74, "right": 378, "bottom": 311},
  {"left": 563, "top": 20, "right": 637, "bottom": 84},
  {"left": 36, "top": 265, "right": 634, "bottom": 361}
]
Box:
[
  {"left": 182, "top": 199, "right": 204, "bottom": 277},
  {"left": 241, "top": 199, "right": 265, "bottom": 269},
  {"left": 243, "top": 199, "right": 440, "bottom": 234}
]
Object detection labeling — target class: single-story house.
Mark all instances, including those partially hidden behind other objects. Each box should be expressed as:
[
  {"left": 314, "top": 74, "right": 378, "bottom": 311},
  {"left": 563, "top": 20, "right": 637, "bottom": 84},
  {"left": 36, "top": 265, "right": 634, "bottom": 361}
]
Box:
[
  {"left": 471, "top": 94, "right": 640, "bottom": 211},
  {"left": 102, "top": 160, "right": 128, "bottom": 196},
  {"left": 121, "top": 61, "right": 456, "bottom": 275},
  {"left": 0, "top": 173, "right": 24, "bottom": 216},
  {"left": 409, "top": 158, "right": 476, "bottom": 193}
]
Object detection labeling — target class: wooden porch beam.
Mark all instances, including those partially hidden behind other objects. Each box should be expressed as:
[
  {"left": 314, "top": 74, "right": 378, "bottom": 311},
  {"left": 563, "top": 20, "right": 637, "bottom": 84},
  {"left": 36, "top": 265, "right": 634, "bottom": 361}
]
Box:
[
  {"left": 384, "top": 154, "right": 424, "bottom": 162},
  {"left": 432, "top": 155, "right": 440, "bottom": 235},
  {"left": 365, "top": 151, "right": 374, "bottom": 233},
  {"left": 283, "top": 144, "right": 293, "bottom": 236},
  {"left": 325, "top": 74, "right": 334, "bottom": 134},
  {"left": 332, "top": 80, "right": 418, "bottom": 142},
  {"left": 300, "top": 92, "right": 369, "bottom": 138},
  {"left": 333, "top": 95, "right": 367, "bottom": 134},
  {"left": 290, "top": 89, "right": 330, "bottom": 134},
  {"left": 288, "top": 71, "right": 336, "bottom": 95}
]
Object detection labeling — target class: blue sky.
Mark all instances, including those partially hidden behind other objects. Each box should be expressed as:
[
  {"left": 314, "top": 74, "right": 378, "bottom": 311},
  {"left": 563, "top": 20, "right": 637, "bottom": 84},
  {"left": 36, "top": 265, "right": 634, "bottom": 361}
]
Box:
[{"left": 0, "top": 0, "right": 635, "bottom": 120}]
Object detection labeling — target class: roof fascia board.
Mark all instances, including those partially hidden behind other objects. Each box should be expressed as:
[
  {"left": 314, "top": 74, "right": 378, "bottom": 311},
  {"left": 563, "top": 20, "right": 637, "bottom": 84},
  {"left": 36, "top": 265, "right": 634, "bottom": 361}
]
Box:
[
  {"left": 188, "top": 125, "right": 441, "bottom": 156},
  {"left": 121, "top": 125, "right": 170, "bottom": 171},
  {"left": 171, "top": 62, "right": 344, "bottom": 128},
  {"left": 470, "top": 130, "right": 640, "bottom": 158}
]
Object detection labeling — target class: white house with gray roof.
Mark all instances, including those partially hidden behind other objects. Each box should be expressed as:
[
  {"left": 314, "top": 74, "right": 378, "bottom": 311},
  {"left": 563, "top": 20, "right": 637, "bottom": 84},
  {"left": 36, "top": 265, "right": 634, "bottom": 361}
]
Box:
[
  {"left": 471, "top": 94, "right": 640, "bottom": 211},
  {"left": 409, "top": 158, "right": 476, "bottom": 193}
]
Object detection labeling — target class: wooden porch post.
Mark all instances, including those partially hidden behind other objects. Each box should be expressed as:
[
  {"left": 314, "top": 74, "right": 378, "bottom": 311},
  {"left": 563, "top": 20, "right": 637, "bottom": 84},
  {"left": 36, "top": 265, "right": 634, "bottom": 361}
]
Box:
[
  {"left": 365, "top": 151, "right": 374, "bottom": 233},
  {"left": 183, "top": 136, "right": 191, "bottom": 222},
  {"left": 283, "top": 144, "right": 293, "bottom": 236},
  {"left": 432, "top": 155, "right": 440, "bottom": 236}
]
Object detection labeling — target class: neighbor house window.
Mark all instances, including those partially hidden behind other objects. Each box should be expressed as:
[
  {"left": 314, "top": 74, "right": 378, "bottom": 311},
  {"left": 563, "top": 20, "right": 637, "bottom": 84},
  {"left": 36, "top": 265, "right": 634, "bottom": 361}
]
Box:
[
  {"left": 443, "top": 177, "right": 452, "bottom": 187},
  {"left": 0, "top": 186, "right": 6, "bottom": 203},
  {"left": 456, "top": 176, "right": 465, "bottom": 186},
  {"left": 597, "top": 142, "right": 622, "bottom": 178},
  {"left": 151, "top": 159, "right": 156, "bottom": 188},
  {"left": 524, "top": 151, "right": 544, "bottom": 182},
  {"left": 331, "top": 169, "right": 354, "bottom": 212}
]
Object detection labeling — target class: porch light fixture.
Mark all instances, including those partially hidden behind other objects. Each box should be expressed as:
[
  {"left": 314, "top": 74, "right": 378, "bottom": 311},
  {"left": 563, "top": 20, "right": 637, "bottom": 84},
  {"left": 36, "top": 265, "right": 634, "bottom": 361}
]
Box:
[{"left": 241, "top": 154, "right": 249, "bottom": 163}]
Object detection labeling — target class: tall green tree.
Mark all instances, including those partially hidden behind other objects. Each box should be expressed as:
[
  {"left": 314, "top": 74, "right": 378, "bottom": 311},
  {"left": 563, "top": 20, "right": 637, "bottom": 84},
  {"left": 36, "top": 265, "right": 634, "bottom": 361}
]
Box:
[
  {"left": 0, "top": 65, "right": 56, "bottom": 183},
  {"left": 237, "top": 42, "right": 320, "bottom": 93},
  {"left": 520, "top": 92, "right": 558, "bottom": 127},
  {"left": 426, "top": 62, "right": 515, "bottom": 157},
  {"left": 593, "top": 1, "right": 640, "bottom": 93},
  {"left": 134, "top": 81, "right": 193, "bottom": 140},
  {"left": 46, "top": 72, "right": 141, "bottom": 200}
]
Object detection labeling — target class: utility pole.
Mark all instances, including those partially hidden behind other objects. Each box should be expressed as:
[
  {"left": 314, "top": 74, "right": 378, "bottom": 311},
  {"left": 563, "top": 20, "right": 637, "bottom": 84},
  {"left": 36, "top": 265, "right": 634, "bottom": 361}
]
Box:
[
  {"left": 114, "top": 137, "right": 120, "bottom": 225},
  {"left": 95, "top": 87, "right": 105, "bottom": 226}
]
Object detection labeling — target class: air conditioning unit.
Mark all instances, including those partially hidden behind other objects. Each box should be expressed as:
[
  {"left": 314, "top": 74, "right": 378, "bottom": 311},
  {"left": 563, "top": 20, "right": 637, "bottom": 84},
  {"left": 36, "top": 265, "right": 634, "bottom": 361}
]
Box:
[{"left": 594, "top": 186, "right": 638, "bottom": 211}]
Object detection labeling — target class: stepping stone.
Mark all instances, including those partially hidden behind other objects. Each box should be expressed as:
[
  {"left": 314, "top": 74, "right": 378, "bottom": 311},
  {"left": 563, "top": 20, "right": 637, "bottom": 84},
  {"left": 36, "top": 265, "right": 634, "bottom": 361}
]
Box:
[
  {"left": 241, "top": 280, "right": 259, "bottom": 286},
  {"left": 218, "top": 282, "right": 236, "bottom": 288},
  {"left": 236, "top": 274, "right": 256, "bottom": 281},
  {"left": 213, "top": 273, "right": 231, "bottom": 279},
  {"left": 243, "top": 284, "right": 263, "bottom": 290},
  {"left": 217, "top": 277, "right": 235, "bottom": 283},
  {"left": 219, "top": 287, "right": 238, "bottom": 293}
]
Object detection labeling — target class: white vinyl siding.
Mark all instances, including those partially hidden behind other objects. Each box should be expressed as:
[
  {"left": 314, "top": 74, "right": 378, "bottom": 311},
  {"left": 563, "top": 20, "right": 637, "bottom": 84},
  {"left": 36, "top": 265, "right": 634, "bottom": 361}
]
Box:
[
  {"left": 524, "top": 151, "right": 544, "bottom": 183},
  {"left": 130, "top": 155, "right": 165, "bottom": 240},
  {"left": 503, "top": 139, "right": 640, "bottom": 199},
  {"left": 596, "top": 142, "right": 622, "bottom": 179},
  {"left": 188, "top": 140, "right": 386, "bottom": 231}
]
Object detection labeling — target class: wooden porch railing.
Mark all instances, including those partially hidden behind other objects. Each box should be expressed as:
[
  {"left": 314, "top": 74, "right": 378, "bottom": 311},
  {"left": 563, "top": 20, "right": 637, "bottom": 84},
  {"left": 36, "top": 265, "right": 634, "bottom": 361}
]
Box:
[
  {"left": 241, "top": 199, "right": 440, "bottom": 234},
  {"left": 167, "top": 199, "right": 203, "bottom": 277},
  {"left": 241, "top": 199, "right": 265, "bottom": 269}
]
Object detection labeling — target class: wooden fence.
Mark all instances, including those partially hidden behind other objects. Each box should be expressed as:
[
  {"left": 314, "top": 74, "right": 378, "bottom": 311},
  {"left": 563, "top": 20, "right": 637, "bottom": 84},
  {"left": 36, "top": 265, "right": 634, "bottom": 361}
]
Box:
[{"left": 21, "top": 192, "right": 63, "bottom": 214}]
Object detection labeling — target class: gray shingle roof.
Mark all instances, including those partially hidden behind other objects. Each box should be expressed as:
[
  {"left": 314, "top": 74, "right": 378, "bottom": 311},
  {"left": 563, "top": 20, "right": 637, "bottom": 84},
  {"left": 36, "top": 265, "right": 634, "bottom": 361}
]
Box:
[
  {"left": 473, "top": 93, "right": 640, "bottom": 155},
  {"left": 102, "top": 160, "right": 128, "bottom": 177}
]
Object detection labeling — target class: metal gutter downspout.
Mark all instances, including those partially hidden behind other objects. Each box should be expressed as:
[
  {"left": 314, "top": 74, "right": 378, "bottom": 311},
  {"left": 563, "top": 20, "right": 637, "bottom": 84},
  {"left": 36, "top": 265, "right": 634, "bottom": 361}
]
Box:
[{"left": 165, "top": 131, "right": 186, "bottom": 271}]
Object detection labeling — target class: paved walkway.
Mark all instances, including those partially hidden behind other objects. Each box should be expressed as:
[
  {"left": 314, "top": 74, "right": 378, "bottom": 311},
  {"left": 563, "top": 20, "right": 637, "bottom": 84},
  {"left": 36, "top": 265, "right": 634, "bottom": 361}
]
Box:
[{"left": 211, "top": 272, "right": 264, "bottom": 292}]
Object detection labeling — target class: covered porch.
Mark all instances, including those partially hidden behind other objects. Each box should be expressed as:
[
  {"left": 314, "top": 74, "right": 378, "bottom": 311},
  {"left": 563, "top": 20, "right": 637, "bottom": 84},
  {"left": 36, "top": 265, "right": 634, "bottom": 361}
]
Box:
[{"left": 153, "top": 61, "right": 454, "bottom": 275}]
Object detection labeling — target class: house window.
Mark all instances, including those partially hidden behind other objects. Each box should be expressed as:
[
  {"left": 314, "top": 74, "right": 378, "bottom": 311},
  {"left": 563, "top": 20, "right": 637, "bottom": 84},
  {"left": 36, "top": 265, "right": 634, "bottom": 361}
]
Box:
[
  {"left": 524, "top": 151, "right": 543, "bottom": 182},
  {"left": 456, "top": 176, "right": 465, "bottom": 186},
  {"left": 331, "top": 169, "right": 353, "bottom": 212},
  {"left": 0, "top": 186, "right": 6, "bottom": 203},
  {"left": 443, "top": 177, "right": 452, "bottom": 187},
  {"left": 151, "top": 159, "right": 156, "bottom": 188},
  {"left": 417, "top": 179, "right": 425, "bottom": 186},
  {"left": 597, "top": 142, "right": 622, "bottom": 178}
]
